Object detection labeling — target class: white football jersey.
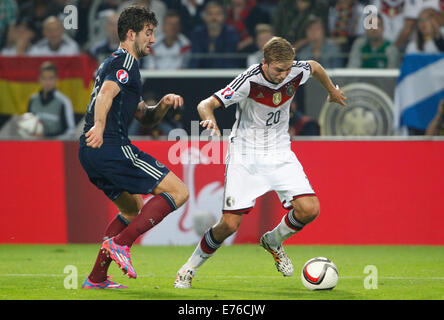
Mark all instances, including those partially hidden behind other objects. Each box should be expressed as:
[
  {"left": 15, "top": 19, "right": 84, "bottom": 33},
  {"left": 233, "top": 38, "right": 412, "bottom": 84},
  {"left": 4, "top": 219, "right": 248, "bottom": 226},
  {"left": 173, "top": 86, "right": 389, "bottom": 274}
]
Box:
[{"left": 213, "top": 61, "right": 312, "bottom": 155}]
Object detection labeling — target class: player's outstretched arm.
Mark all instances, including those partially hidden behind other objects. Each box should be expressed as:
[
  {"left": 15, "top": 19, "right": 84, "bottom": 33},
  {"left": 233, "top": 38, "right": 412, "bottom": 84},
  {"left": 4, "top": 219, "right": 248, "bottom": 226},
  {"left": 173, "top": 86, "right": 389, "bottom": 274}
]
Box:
[
  {"left": 197, "top": 96, "right": 222, "bottom": 137},
  {"left": 85, "top": 80, "right": 120, "bottom": 148},
  {"left": 134, "top": 93, "right": 183, "bottom": 129},
  {"left": 307, "top": 60, "right": 347, "bottom": 107}
]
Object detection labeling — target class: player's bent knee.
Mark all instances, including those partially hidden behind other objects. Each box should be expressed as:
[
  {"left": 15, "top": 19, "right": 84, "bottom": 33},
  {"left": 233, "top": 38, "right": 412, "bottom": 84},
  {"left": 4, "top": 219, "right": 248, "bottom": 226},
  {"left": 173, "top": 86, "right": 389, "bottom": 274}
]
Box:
[
  {"left": 213, "top": 214, "right": 242, "bottom": 240},
  {"left": 114, "top": 193, "right": 144, "bottom": 219},
  {"left": 175, "top": 183, "right": 189, "bottom": 208},
  {"left": 168, "top": 183, "right": 189, "bottom": 209},
  {"left": 222, "top": 217, "right": 241, "bottom": 236},
  {"left": 293, "top": 197, "right": 320, "bottom": 223},
  {"left": 223, "top": 221, "right": 240, "bottom": 236},
  {"left": 306, "top": 201, "right": 320, "bottom": 222},
  {"left": 120, "top": 211, "right": 138, "bottom": 222}
]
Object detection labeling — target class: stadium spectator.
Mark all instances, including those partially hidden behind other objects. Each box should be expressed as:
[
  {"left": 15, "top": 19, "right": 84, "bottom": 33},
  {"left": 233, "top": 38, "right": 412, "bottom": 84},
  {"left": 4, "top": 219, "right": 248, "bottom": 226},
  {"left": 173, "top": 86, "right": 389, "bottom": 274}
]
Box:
[
  {"left": 405, "top": 9, "right": 444, "bottom": 53},
  {"left": 28, "top": 16, "right": 80, "bottom": 56},
  {"left": 289, "top": 110, "right": 320, "bottom": 136},
  {"left": 141, "top": 10, "right": 191, "bottom": 70},
  {"left": 88, "top": 10, "right": 120, "bottom": 64},
  {"left": 188, "top": 1, "right": 240, "bottom": 69},
  {"left": 297, "top": 16, "right": 344, "bottom": 68},
  {"left": 273, "top": 0, "right": 329, "bottom": 52},
  {"left": 165, "top": 0, "right": 210, "bottom": 39},
  {"left": 27, "top": 61, "right": 76, "bottom": 138},
  {"left": 287, "top": 87, "right": 320, "bottom": 136},
  {"left": 225, "top": 0, "right": 270, "bottom": 52},
  {"left": 425, "top": 99, "right": 444, "bottom": 135},
  {"left": 0, "top": 18, "right": 35, "bottom": 56},
  {"left": 347, "top": 14, "right": 401, "bottom": 68},
  {"left": 372, "top": 0, "right": 407, "bottom": 44},
  {"left": 0, "top": 0, "right": 18, "bottom": 50},
  {"left": 246, "top": 23, "right": 274, "bottom": 66},
  {"left": 18, "top": 0, "right": 64, "bottom": 41},
  {"left": 395, "top": 0, "right": 444, "bottom": 50},
  {"left": 329, "top": 0, "right": 366, "bottom": 53}
]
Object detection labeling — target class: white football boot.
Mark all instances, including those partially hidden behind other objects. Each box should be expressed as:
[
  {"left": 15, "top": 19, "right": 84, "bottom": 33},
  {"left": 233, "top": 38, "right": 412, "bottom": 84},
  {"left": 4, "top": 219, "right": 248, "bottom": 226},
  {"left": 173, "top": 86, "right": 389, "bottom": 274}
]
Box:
[
  {"left": 260, "top": 232, "right": 294, "bottom": 277},
  {"left": 174, "top": 265, "right": 196, "bottom": 289}
]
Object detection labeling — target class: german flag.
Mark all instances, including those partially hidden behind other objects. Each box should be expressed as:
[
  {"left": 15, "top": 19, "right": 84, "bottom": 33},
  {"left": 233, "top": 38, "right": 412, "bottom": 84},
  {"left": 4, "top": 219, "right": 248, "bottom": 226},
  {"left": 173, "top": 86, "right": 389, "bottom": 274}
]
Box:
[{"left": 0, "top": 54, "right": 97, "bottom": 115}]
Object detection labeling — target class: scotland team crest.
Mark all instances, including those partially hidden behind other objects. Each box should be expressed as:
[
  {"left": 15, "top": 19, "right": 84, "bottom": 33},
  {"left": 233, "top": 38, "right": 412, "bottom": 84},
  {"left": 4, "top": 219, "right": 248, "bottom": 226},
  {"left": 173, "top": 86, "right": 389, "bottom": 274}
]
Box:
[{"left": 116, "top": 69, "right": 129, "bottom": 84}]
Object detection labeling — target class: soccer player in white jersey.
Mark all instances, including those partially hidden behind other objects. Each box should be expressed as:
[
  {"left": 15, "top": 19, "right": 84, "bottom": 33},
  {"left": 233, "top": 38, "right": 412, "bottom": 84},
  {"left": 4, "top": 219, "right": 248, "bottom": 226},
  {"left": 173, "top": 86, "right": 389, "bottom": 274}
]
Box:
[{"left": 174, "top": 37, "right": 347, "bottom": 289}]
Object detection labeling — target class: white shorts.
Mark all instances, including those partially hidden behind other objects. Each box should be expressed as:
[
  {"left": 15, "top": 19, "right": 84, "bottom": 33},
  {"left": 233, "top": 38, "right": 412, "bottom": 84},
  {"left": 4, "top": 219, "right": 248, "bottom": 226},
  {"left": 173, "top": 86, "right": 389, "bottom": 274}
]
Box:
[{"left": 222, "top": 149, "right": 315, "bottom": 214}]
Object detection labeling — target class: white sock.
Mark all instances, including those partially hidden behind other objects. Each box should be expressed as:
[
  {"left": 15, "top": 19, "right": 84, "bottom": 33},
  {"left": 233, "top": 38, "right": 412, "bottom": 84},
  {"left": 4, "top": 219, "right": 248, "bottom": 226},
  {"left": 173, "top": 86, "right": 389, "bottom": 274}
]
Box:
[
  {"left": 267, "top": 210, "right": 305, "bottom": 248},
  {"left": 184, "top": 242, "right": 213, "bottom": 270}
]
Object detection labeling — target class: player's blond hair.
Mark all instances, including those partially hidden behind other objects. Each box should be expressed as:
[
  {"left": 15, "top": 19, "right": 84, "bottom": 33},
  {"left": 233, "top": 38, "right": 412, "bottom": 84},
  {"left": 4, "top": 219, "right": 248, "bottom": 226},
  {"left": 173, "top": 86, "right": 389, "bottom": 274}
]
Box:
[{"left": 263, "top": 37, "right": 295, "bottom": 64}]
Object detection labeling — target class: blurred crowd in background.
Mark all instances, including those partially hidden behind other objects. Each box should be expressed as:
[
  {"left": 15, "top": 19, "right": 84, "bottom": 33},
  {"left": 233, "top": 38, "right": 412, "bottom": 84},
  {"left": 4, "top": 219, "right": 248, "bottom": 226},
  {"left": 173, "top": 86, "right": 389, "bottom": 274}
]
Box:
[{"left": 0, "top": 0, "right": 443, "bottom": 137}]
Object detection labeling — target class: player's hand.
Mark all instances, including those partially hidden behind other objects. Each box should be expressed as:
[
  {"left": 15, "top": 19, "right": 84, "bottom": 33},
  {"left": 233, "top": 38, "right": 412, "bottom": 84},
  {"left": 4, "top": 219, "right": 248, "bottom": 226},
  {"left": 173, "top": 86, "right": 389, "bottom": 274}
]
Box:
[
  {"left": 85, "top": 123, "right": 104, "bottom": 148},
  {"left": 162, "top": 94, "right": 184, "bottom": 110},
  {"left": 328, "top": 85, "right": 347, "bottom": 106},
  {"left": 200, "top": 119, "right": 221, "bottom": 137}
]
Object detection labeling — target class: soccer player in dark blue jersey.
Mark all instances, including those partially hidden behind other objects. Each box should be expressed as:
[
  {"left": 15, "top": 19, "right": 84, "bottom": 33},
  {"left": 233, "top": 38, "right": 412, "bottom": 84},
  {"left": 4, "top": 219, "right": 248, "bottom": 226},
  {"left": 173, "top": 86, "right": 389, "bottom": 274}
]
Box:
[{"left": 79, "top": 6, "right": 189, "bottom": 289}]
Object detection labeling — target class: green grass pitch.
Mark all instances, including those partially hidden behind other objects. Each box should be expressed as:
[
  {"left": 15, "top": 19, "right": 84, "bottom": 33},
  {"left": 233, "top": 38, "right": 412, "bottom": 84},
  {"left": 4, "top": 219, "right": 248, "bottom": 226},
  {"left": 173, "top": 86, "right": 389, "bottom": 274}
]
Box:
[{"left": 1, "top": 244, "right": 443, "bottom": 300}]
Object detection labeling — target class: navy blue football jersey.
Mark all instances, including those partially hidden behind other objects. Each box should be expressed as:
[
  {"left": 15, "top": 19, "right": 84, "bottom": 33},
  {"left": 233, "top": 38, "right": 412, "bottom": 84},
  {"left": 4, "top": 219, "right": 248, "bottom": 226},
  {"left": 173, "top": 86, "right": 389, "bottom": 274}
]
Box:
[{"left": 82, "top": 48, "right": 142, "bottom": 145}]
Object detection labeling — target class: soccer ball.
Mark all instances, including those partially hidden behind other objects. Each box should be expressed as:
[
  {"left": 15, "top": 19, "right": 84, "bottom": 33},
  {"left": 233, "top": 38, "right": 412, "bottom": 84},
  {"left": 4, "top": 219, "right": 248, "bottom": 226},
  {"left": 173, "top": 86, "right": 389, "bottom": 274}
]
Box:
[
  {"left": 301, "top": 257, "right": 338, "bottom": 290},
  {"left": 17, "top": 113, "right": 44, "bottom": 138}
]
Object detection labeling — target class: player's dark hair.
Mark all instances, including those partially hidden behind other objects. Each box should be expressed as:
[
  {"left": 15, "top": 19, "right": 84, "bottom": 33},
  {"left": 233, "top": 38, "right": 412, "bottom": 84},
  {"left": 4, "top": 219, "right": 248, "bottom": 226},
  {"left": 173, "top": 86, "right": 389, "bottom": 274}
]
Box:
[{"left": 117, "top": 6, "right": 158, "bottom": 41}]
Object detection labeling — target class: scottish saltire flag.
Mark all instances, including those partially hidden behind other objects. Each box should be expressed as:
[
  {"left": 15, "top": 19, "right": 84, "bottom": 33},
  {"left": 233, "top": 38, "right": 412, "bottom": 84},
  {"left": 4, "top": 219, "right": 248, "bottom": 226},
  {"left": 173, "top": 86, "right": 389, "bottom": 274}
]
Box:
[{"left": 393, "top": 54, "right": 444, "bottom": 133}]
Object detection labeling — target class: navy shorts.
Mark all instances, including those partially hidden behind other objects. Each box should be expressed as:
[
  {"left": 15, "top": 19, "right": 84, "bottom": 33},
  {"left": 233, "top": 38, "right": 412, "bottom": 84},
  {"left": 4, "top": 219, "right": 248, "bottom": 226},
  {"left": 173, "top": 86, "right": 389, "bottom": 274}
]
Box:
[{"left": 78, "top": 143, "right": 170, "bottom": 201}]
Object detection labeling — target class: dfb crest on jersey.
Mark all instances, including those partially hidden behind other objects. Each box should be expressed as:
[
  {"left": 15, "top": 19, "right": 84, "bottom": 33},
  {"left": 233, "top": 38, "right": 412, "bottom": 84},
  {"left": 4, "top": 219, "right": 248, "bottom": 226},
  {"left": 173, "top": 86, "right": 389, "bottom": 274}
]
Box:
[
  {"left": 272, "top": 92, "right": 282, "bottom": 105},
  {"left": 319, "top": 83, "right": 393, "bottom": 136},
  {"left": 286, "top": 84, "right": 295, "bottom": 97},
  {"left": 116, "top": 69, "right": 129, "bottom": 84}
]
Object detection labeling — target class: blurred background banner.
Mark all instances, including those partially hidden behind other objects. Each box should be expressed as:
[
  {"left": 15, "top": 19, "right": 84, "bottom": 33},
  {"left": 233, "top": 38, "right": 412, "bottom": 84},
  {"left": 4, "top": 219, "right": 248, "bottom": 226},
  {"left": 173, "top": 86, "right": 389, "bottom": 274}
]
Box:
[
  {"left": 394, "top": 53, "right": 444, "bottom": 132},
  {"left": 1, "top": 139, "right": 443, "bottom": 245},
  {"left": 0, "top": 55, "right": 96, "bottom": 115}
]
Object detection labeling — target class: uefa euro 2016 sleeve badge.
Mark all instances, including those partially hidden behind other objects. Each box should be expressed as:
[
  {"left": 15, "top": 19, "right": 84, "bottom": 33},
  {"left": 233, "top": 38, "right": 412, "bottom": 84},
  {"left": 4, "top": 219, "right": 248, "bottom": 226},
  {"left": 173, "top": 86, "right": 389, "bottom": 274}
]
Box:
[{"left": 116, "top": 69, "right": 129, "bottom": 84}]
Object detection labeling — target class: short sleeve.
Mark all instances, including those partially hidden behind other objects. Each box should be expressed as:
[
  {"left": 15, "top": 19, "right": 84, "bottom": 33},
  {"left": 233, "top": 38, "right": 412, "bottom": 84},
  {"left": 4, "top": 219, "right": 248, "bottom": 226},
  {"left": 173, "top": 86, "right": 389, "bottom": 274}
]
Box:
[
  {"left": 213, "top": 66, "right": 260, "bottom": 108},
  {"left": 293, "top": 60, "right": 312, "bottom": 85},
  {"left": 213, "top": 82, "right": 250, "bottom": 109},
  {"left": 104, "top": 53, "right": 136, "bottom": 88}
]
